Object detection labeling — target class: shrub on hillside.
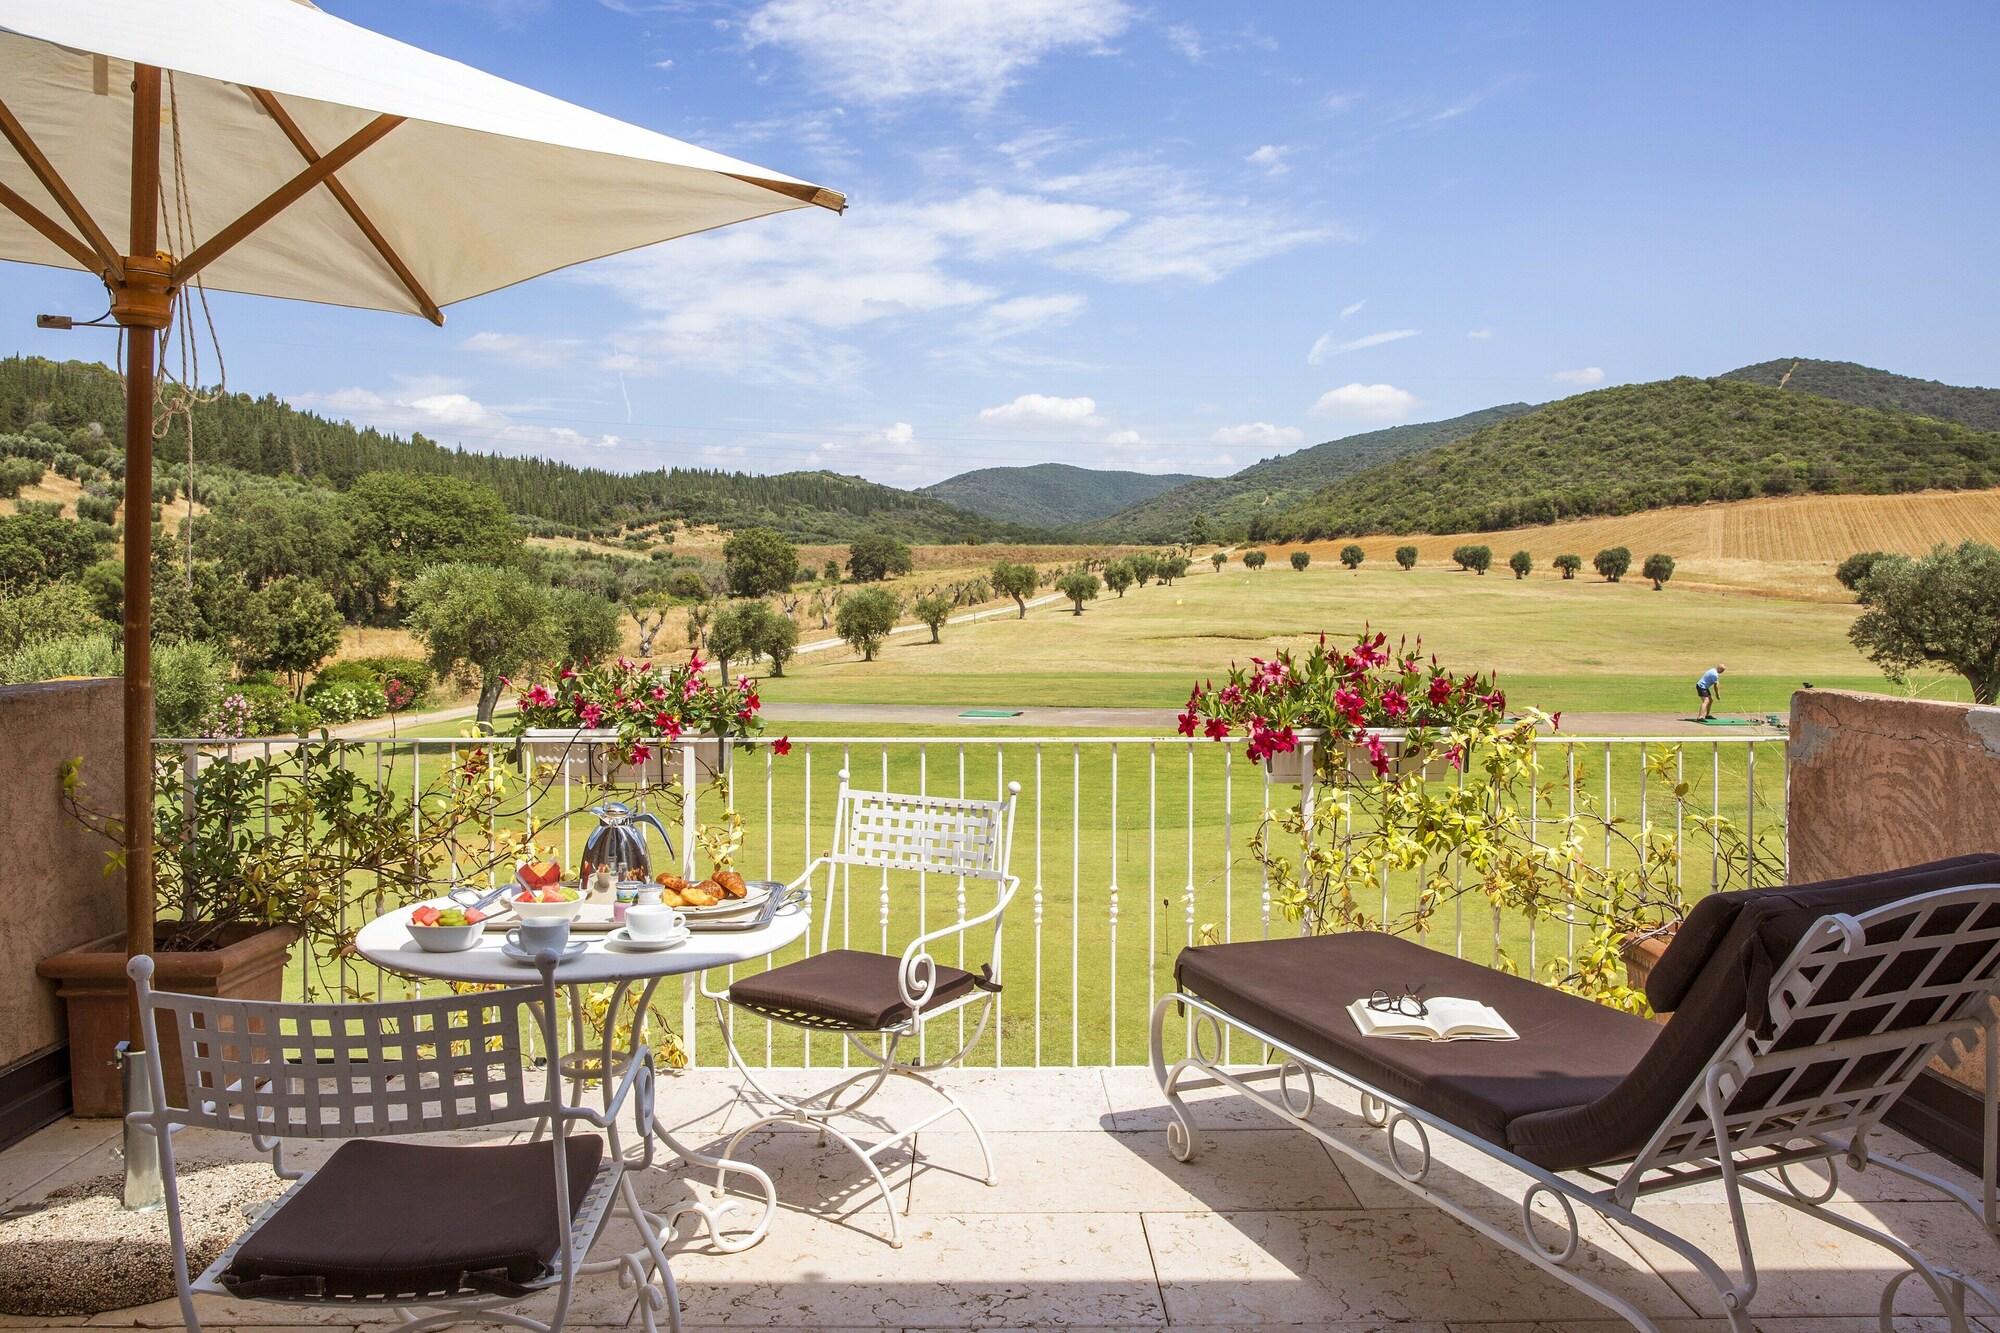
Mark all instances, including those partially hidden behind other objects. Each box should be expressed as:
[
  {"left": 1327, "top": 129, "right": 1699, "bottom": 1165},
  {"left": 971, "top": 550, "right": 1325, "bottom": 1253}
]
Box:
[
  {"left": 1292, "top": 550, "right": 1313, "bottom": 571},
  {"left": 0, "top": 631, "right": 116, "bottom": 685},
  {"left": 0, "top": 579, "right": 101, "bottom": 651},
  {"left": 1594, "top": 547, "right": 1632, "bottom": 582},
  {"left": 1643, "top": 553, "right": 1676, "bottom": 589},
  {"left": 1395, "top": 545, "right": 1418, "bottom": 570},
  {"left": 0, "top": 456, "right": 41, "bottom": 498},
  {"left": 76, "top": 493, "right": 118, "bottom": 524},
  {"left": 1509, "top": 550, "right": 1532, "bottom": 579},
  {"left": 1553, "top": 553, "right": 1583, "bottom": 579}
]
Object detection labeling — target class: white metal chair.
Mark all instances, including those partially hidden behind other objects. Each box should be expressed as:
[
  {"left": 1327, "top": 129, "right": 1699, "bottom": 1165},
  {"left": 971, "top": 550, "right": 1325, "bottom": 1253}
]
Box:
[
  {"left": 126, "top": 952, "right": 671, "bottom": 1333},
  {"left": 702, "top": 770, "right": 1021, "bottom": 1246}
]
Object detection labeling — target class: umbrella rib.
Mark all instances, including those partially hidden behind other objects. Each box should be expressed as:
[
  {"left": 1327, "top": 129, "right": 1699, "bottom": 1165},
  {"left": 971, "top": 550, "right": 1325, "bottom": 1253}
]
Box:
[
  {"left": 0, "top": 177, "right": 103, "bottom": 272},
  {"left": 249, "top": 89, "right": 444, "bottom": 325},
  {"left": 172, "top": 113, "right": 405, "bottom": 286},
  {"left": 724, "top": 174, "right": 847, "bottom": 214},
  {"left": 0, "top": 97, "right": 124, "bottom": 278}
]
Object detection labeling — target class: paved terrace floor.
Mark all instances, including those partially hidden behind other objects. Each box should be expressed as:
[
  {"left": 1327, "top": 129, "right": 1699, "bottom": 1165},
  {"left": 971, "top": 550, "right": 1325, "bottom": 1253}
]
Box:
[{"left": 1, "top": 1068, "right": 1994, "bottom": 1331}]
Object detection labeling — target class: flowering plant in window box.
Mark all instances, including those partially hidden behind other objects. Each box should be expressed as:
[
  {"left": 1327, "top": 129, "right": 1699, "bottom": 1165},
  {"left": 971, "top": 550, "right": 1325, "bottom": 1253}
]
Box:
[
  {"left": 512, "top": 653, "right": 777, "bottom": 783},
  {"left": 1179, "top": 629, "right": 1514, "bottom": 783}
]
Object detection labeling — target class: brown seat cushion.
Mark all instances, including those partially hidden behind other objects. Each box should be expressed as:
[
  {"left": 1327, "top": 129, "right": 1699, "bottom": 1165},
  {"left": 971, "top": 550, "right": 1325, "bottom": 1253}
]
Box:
[
  {"left": 223, "top": 1134, "right": 603, "bottom": 1301},
  {"left": 728, "top": 948, "right": 991, "bottom": 1030},
  {"left": 1511, "top": 853, "right": 2000, "bottom": 1170},
  {"left": 1173, "top": 932, "right": 1660, "bottom": 1161}
]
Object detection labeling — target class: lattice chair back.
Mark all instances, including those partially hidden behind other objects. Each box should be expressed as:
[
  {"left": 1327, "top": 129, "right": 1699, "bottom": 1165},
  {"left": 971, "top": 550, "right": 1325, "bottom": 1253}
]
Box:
[
  {"left": 817, "top": 771, "right": 1020, "bottom": 954},
  {"left": 1635, "top": 881, "right": 2000, "bottom": 1176},
  {"left": 135, "top": 960, "right": 558, "bottom": 1140}
]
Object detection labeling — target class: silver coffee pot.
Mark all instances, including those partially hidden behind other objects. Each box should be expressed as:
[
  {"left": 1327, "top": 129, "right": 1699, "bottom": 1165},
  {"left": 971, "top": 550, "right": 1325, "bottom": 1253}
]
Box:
[{"left": 579, "top": 801, "right": 674, "bottom": 884}]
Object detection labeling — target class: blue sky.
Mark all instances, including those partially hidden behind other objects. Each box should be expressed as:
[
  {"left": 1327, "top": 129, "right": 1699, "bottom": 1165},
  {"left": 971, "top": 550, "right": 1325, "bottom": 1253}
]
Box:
[{"left": 4, "top": 1, "right": 1996, "bottom": 487}]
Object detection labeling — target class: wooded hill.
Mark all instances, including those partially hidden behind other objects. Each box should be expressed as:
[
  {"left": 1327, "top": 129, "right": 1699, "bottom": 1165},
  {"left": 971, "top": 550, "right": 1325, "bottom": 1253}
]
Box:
[
  {"left": 1270, "top": 376, "right": 2000, "bottom": 539},
  {"left": 0, "top": 356, "right": 1026, "bottom": 544},
  {"left": 1081, "top": 403, "right": 1534, "bottom": 542},
  {"left": 1722, "top": 358, "right": 2000, "bottom": 432},
  {"left": 919, "top": 462, "right": 1198, "bottom": 527}
]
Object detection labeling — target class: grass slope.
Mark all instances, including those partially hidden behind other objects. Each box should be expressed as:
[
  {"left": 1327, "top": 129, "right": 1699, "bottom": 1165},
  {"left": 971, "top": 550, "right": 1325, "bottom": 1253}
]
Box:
[
  {"left": 1723, "top": 358, "right": 2000, "bottom": 431},
  {"left": 1084, "top": 404, "right": 1533, "bottom": 542},
  {"left": 920, "top": 462, "right": 1198, "bottom": 527},
  {"left": 1275, "top": 377, "right": 2000, "bottom": 538}
]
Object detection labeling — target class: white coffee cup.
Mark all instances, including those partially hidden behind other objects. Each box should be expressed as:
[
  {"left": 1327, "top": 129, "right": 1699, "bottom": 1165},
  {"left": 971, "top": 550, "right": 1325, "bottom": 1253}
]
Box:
[{"left": 625, "top": 903, "right": 686, "bottom": 942}]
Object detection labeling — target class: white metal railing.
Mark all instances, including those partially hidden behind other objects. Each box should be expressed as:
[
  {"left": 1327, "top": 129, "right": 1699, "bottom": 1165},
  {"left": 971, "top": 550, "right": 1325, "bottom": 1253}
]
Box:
[{"left": 154, "top": 732, "right": 1788, "bottom": 1068}]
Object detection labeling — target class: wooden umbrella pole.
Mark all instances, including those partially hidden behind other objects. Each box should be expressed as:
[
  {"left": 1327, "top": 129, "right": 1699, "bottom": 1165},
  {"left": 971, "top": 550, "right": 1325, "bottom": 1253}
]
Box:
[{"left": 116, "top": 65, "right": 168, "bottom": 1042}]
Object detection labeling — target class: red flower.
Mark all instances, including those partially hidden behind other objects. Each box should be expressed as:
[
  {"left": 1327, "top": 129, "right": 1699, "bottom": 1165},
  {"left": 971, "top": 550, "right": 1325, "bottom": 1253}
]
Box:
[
  {"left": 579, "top": 702, "right": 604, "bottom": 728},
  {"left": 744, "top": 691, "right": 761, "bottom": 711},
  {"left": 1204, "top": 717, "right": 1231, "bottom": 740},
  {"left": 1551, "top": 711, "right": 1562, "bottom": 731},
  {"left": 1427, "top": 676, "right": 1453, "bottom": 706},
  {"left": 1381, "top": 686, "right": 1409, "bottom": 720},
  {"left": 629, "top": 743, "right": 651, "bottom": 765},
  {"left": 772, "top": 736, "right": 793, "bottom": 756},
  {"left": 1364, "top": 732, "right": 1391, "bottom": 776},
  {"left": 654, "top": 712, "right": 672, "bottom": 729},
  {"left": 559, "top": 667, "right": 577, "bottom": 681},
  {"left": 1177, "top": 711, "right": 1198, "bottom": 736},
  {"left": 650, "top": 686, "right": 667, "bottom": 701},
  {"left": 1444, "top": 743, "right": 1465, "bottom": 771}
]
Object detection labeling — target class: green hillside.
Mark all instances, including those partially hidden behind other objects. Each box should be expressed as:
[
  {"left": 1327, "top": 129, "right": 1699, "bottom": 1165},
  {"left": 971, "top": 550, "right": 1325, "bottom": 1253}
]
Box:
[
  {"left": 1084, "top": 404, "right": 1533, "bottom": 542},
  {"left": 0, "top": 356, "right": 1029, "bottom": 544},
  {"left": 920, "top": 462, "right": 1198, "bottom": 527},
  {"left": 1723, "top": 358, "right": 2000, "bottom": 432},
  {"left": 1274, "top": 376, "right": 2000, "bottom": 538}
]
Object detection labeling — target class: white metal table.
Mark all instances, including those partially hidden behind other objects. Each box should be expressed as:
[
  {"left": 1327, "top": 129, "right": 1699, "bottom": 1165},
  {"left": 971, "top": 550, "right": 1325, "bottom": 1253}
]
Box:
[{"left": 356, "top": 899, "right": 808, "bottom": 1259}]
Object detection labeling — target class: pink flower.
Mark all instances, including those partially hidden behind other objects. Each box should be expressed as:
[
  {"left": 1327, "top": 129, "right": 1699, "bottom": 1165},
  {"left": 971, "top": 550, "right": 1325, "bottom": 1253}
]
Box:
[
  {"left": 661, "top": 716, "right": 682, "bottom": 739},
  {"left": 653, "top": 711, "right": 673, "bottom": 729},
  {"left": 688, "top": 653, "right": 706, "bottom": 673},
  {"left": 1381, "top": 686, "right": 1409, "bottom": 720},
  {"left": 579, "top": 702, "right": 604, "bottom": 728},
  {"left": 1480, "top": 690, "right": 1506, "bottom": 712},
  {"left": 629, "top": 744, "right": 651, "bottom": 765},
  {"left": 1334, "top": 687, "right": 1366, "bottom": 728},
  {"left": 772, "top": 736, "right": 792, "bottom": 756},
  {"left": 1551, "top": 711, "right": 1562, "bottom": 731},
  {"left": 1364, "top": 732, "right": 1391, "bottom": 777},
  {"left": 559, "top": 667, "right": 577, "bottom": 682},
  {"left": 1218, "top": 684, "right": 1243, "bottom": 707},
  {"left": 526, "top": 685, "right": 554, "bottom": 709},
  {"left": 744, "top": 691, "right": 761, "bottom": 711},
  {"left": 1444, "top": 743, "right": 1465, "bottom": 771},
  {"left": 1177, "top": 711, "right": 1198, "bottom": 737},
  {"left": 1204, "top": 717, "right": 1231, "bottom": 741},
  {"left": 650, "top": 686, "right": 667, "bottom": 701},
  {"left": 1427, "top": 676, "right": 1453, "bottom": 707}
]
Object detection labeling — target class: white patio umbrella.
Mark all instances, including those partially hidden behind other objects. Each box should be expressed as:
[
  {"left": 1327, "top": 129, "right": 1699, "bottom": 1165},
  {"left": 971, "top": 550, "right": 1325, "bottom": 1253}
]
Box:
[{"left": 0, "top": 0, "right": 841, "bottom": 1170}]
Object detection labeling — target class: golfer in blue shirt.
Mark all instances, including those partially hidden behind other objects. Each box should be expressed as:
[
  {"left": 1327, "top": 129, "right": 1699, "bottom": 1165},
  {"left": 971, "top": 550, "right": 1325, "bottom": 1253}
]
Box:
[{"left": 1695, "top": 663, "right": 1725, "bottom": 720}]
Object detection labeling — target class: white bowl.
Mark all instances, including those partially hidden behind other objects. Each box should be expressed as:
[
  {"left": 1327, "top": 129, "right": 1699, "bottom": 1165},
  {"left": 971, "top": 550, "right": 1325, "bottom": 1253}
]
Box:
[
  {"left": 508, "top": 892, "right": 585, "bottom": 922},
  {"left": 406, "top": 902, "right": 487, "bottom": 952}
]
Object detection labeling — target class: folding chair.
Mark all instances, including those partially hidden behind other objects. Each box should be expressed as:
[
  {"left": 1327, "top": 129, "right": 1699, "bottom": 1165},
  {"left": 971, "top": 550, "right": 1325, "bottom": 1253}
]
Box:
[
  {"left": 126, "top": 952, "right": 671, "bottom": 1333},
  {"left": 703, "top": 770, "right": 1021, "bottom": 1246}
]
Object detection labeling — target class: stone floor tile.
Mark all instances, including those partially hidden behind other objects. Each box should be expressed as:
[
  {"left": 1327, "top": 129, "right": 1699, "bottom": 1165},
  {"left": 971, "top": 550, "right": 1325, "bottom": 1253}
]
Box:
[
  {"left": 1101, "top": 1062, "right": 1371, "bottom": 1135},
  {"left": 1144, "top": 1207, "right": 1694, "bottom": 1325},
  {"left": 668, "top": 1210, "right": 1163, "bottom": 1326},
  {"left": 1623, "top": 1198, "right": 2000, "bottom": 1322},
  {"left": 0, "top": 1117, "right": 122, "bottom": 1206},
  {"left": 719, "top": 1065, "right": 1117, "bottom": 1134}
]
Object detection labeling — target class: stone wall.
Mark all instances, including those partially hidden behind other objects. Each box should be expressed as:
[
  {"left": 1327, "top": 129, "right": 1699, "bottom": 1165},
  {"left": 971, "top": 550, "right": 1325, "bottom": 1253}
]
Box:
[
  {"left": 1788, "top": 688, "right": 2000, "bottom": 1090},
  {"left": 0, "top": 679, "right": 126, "bottom": 1070}
]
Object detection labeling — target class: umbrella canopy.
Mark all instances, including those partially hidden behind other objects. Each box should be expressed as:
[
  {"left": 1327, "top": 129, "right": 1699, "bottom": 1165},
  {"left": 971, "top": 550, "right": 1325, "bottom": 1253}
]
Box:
[{"left": 0, "top": 0, "right": 841, "bottom": 321}]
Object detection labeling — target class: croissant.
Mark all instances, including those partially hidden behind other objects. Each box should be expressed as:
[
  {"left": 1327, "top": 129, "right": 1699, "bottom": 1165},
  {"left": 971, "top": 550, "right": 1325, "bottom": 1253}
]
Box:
[
  {"left": 714, "top": 868, "right": 748, "bottom": 899},
  {"left": 657, "top": 887, "right": 686, "bottom": 908},
  {"left": 681, "top": 881, "right": 722, "bottom": 907},
  {"left": 656, "top": 873, "right": 690, "bottom": 893}
]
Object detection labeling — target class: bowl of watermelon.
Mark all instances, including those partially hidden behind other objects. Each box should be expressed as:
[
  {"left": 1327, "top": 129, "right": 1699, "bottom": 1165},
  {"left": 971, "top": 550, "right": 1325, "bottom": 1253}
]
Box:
[
  {"left": 408, "top": 901, "right": 490, "bottom": 952},
  {"left": 510, "top": 884, "right": 585, "bottom": 922}
]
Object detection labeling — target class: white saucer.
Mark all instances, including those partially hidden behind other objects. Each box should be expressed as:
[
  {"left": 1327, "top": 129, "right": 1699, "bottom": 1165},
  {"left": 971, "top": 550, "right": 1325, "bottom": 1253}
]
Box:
[
  {"left": 499, "top": 939, "right": 588, "bottom": 964},
  {"left": 605, "top": 926, "right": 689, "bottom": 952}
]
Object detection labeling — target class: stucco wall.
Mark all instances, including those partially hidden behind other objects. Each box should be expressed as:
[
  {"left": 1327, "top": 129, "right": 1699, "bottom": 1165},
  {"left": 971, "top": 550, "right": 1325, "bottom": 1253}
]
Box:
[
  {"left": 0, "top": 679, "right": 127, "bottom": 1069},
  {"left": 1788, "top": 688, "right": 2000, "bottom": 1090}
]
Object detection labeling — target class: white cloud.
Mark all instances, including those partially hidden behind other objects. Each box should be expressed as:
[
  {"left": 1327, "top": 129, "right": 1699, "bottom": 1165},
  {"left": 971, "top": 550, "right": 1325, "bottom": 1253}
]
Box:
[
  {"left": 1212, "top": 422, "right": 1303, "bottom": 449},
  {"left": 460, "top": 330, "right": 581, "bottom": 369},
  {"left": 1104, "top": 428, "right": 1145, "bottom": 446},
  {"left": 1325, "top": 90, "right": 1364, "bottom": 112},
  {"left": 743, "top": 0, "right": 1132, "bottom": 108},
  {"left": 1553, "top": 366, "right": 1606, "bottom": 385},
  {"left": 1055, "top": 209, "right": 1335, "bottom": 284},
  {"left": 1311, "top": 383, "right": 1420, "bottom": 424},
  {"left": 1339, "top": 299, "right": 1366, "bottom": 319},
  {"left": 1466, "top": 327, "right": 1493, "bottom": 339},
  {"left": 1165, "top": 23, "right": 1203, "bottom": 61},
  {"left": 979, "top": 393, "right": 1101, "bottom": 425},
  {"left": 292, "top": 382, "right": 622, "bottom": 454},
  {"left": 1308, "top": 328, "right": 1419, "bottom": 363},
  {"left": 964, "top": 292, "right": 1087, "bottom": 341},
  {"left": 1246, "top": 144, "right": 1290, "bottom": 176},
  {"left": 914, "top": 188, "right": 1127, "bottom": 259}
]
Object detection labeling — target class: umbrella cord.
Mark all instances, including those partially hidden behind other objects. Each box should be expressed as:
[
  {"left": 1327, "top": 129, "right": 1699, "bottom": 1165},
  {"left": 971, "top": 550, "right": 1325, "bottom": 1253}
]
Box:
[{"left": 151, "top": 73, "right": 227, "bottom": 589}]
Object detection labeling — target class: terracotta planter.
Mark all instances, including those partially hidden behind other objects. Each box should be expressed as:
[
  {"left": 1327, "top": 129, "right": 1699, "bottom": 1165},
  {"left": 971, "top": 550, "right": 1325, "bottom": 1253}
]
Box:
[
  {"left": 37, "top": 923, "right": 300, "bottom": 1117},
  {"left": 521, "top": 729, "right": 728, "bottom": 786},
  {"left": 1621, "top": 926, "right": 1678, "bottom": 1021}
]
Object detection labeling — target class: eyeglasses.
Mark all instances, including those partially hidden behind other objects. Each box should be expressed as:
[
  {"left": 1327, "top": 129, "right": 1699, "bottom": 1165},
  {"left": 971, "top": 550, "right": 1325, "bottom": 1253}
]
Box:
[{"left": 1366, "top": 986, "right": 1429, "bottom": 1019}]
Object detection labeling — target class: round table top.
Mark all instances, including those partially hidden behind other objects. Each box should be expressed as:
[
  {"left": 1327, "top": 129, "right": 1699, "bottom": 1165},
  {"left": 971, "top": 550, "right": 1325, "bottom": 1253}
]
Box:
[{"left": 355, "top": 899, "right": 809, "bottom": 986}]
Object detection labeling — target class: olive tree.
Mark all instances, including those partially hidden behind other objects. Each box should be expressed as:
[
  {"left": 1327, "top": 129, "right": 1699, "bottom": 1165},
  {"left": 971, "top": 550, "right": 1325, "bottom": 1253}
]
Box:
[
  {"left": 1339, "top": 545, "right": 1363, "bottom": 569},
  {"left": 1243, "top": 549, "right": 1267, "bottom": 570},
  {"left": 991, "top": 560, "right": 1037, "bottom": 618},
  {"left": 1836, "top": 550, "right": 1888, "bottom": 596},
  {"left": 1103, "top": 560, "right": 1135, "bottom": 598},
  {"left": 1554, "top": 553, "right": 1583, "bottom": 579},
  {"left": 1294, "top": 550, "right": 1314, "bottom": 571},
  {"left": 1508, "top": 550, "right": 1532, "bottom": 579},
  {"left": 1593, "top": 547, "right": 1632, "bottom": 582},
  {"left": 250, "top": 576, "right": 344, "bottom": 698},
  {"left": 1395, "top": 545, "right": 1418, "bottom": 570},
  {"left": 1849, "top": 541, "right": 2000, "bottom": 704},
  {"left": 405, "top": 563, "right": 562, "bottom": 724},
  {"left": 1157, "top": 555, "right": 1190, "bottom": 584},
  {"left": 835, "top": 587, "right": 899, "bottom": 661},
  {"left": 722, "top": 526, "right": 798, "bottom": 597},
  {"left": 1209, "top": 551, "right": 1226, "bottom": 571},
  {"left": 1643, "top": 553, "right": 1676, "bottom": 590},
  {"left": 760, "top": 614, "right": 800, "bottom": 677},
  {"left": 708, "top": 599, "right": 776, "bottom": 683},
  {"left": 1056, "top": 569, "right": 1100, "bottom": 615},
  {"left": 914, "top": 592, "right": 951, "bottom": 642},
  {"left": 1463, "top": 545, "right": 1492, "bottom": 576},
  {"left": 1129, "top": 552, "right": 1159, "bottom": 585}
]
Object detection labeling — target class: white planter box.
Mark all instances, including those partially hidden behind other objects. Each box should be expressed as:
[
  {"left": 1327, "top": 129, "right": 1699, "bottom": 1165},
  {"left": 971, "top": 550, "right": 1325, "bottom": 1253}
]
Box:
[
  {"left": 1261, "top": 727, "right": 1445, "bottom": 785},
  {"left": 521, "top": 729, "right": 730, "bottom": 786}
]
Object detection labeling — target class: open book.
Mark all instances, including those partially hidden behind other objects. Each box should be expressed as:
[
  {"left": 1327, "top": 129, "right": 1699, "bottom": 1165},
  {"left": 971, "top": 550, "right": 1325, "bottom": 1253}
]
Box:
[{"left": 1346, "top": 996, "right": 1519, "bottom": 1043}]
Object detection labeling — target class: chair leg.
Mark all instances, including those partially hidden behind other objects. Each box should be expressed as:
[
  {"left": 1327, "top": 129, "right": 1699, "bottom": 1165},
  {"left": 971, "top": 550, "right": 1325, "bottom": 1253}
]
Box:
[{"left": 721, "top": 1108, "right": 907, "bottom": 1247}]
